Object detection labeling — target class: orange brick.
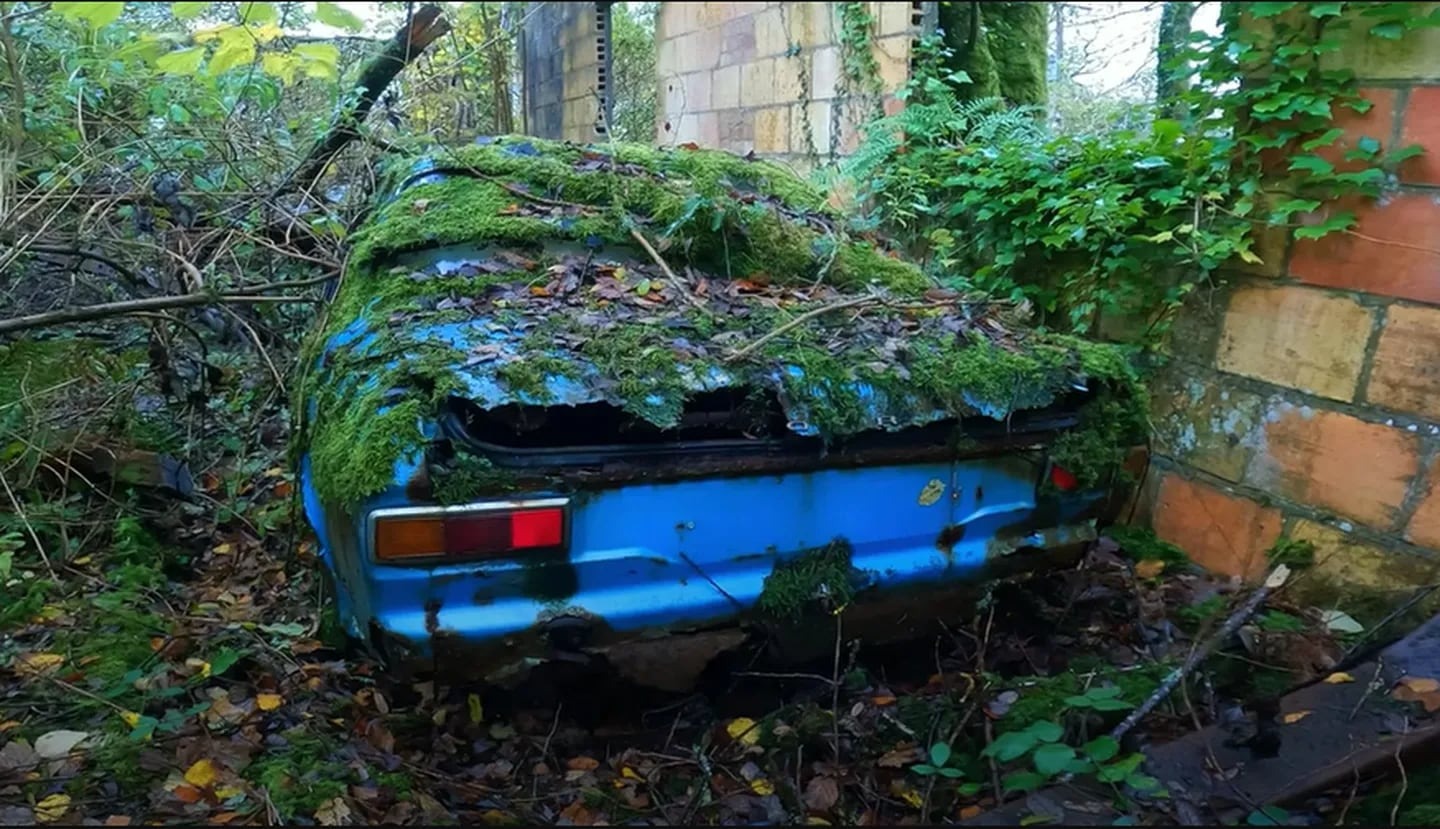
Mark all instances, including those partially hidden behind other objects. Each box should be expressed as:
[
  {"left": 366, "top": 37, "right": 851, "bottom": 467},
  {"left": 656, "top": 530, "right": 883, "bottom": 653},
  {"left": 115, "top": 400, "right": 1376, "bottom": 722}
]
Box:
[
  {"left": 1408, "top": 477, "right": 1440, "bottom": 549},
  {"left": 1290, "top": 192, "right": 1440, "bottom": 304},
  {"left": 1151, "top": 474, "right": 1282, "bottom": 580},
  {"left": 1366, "top": 304, "right": 1440, "bottom": 418},
  {"left": 1250, "top": 405, "right": 1420, "bottom": 529},
  {"left": 1216, "top": 285, "right": 1372, "bottom": 401},
  {"left": 1315, "top": 87, "right": 1397, "bottom": 173},
  {"left": 1399, "top": 85, "right": 1440, "bottom": 186}
]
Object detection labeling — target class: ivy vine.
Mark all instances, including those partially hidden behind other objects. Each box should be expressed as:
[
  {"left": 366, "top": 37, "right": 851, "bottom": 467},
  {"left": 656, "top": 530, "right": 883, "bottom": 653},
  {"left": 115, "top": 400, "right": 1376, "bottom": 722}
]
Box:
[
  {"left": 847, "top": 2, "right": 1440, "bottom": 340},
  {"left": 834, "top": 2, "right": 885, "bottom": 160}
]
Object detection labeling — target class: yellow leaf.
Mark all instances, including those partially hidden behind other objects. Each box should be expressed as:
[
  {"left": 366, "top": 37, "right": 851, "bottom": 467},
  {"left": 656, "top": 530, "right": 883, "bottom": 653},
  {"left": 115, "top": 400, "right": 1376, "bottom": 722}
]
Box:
[
  {"left": 250, "top": 22, "right": 284, "bottom": 43},
  {"left": 194, "top": 25, "right": 237, "bottom": 44},
  {"left": 1135, "top": 559, "right": 1165, "bottom": 579},
  {"left": 898, "top": 787, "right": 923, "bottom": 808},
  {"left": 1282, "top": 710, "right": 1310, "bottom": 724},
  {"left": 183, "top": 758, "right": 220, "bottom": 789},
  {"left": 209, "top": 41, "right": 256, "bottom": 75},
  {"left": 293, "top": 43, "right": 340, "bottom": 80},
  {"left": 214, "top": 785, "right": 244, "bottom": 800},
  {"left": 256, "top": 694, "right": 283, "bottom": 712},
  {"left": 119, "top": 710, "right": 142, "bottom": 728},
  {"left": 260, "top": 52, "right": 297, "bottom": 85},
  {"left": 1324, "top": 671, "right": 1355, "bottom": 684},
  {"left": 1236, "top": 248, "right": 1264, "bottom": 265},
  {"left": 806, "top": 819, "right": 833, "bottom": 826},
  {"left": 621, "top": 766, "right": 642, "bottom": 780},
  {"left": 14, "top": 652, "right": 64, "bottom": 677},
  {"left": 35, "top": 794, "right": 70, "bottom": 823},
  {"left": 750, "top": 778, "right": 775, "bottom": 796},
  {"left": 52, "top": 2, "right": 121, "bottom": 28},
  {"left": 726, "top": 717, "right": 761, "bottom": 746},
  {"left": 156, "top": 46, "right": 207, "bottom": 75},
  {"left": 468, "top": 693, "right": 484, "bottom": 724},
  {"left": 212, "top": 542, "right": 235, "bottom": 556},
  {"left": 185, "top": 658, "right": 212, "bottom": 679}
]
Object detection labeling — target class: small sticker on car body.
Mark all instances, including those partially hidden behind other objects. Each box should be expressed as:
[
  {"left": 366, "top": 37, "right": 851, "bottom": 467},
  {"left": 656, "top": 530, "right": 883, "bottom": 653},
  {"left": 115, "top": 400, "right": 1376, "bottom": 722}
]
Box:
[{"left": 918, "top": 479, "right": 945, "bottom": 506}]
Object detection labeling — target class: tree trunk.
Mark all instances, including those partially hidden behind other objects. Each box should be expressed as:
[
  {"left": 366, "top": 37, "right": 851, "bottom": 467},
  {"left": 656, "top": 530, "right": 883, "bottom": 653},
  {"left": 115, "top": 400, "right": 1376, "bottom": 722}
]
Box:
[
  {"left": 1156, "top": 1, "right": 1196, "bottom": 119},
  {"left": 937, "top": 1, "right": 1047, "bottom": 107}
]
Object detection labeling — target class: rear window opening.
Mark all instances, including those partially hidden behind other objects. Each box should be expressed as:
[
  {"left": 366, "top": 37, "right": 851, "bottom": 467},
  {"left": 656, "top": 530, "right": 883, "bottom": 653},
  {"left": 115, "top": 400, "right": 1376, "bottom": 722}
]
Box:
[{"left": 436, "top": 388, "right": 1093, "bottom": 470}]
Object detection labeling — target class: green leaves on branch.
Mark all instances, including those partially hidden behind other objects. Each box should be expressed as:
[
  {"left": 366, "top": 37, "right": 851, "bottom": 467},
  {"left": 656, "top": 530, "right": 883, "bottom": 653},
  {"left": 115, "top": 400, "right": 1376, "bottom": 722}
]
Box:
[
  {"left": 315, "top": 2, "right": 365, "bottom": 32},
  {"left": 52, "top": 2, "right": 123, "bottom": 29}
]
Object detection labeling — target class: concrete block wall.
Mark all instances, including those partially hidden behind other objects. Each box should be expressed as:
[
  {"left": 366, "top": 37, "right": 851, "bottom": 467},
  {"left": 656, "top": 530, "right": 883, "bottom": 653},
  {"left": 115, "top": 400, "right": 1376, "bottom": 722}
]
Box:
[
  {"left": 654, "top": 2, "right": 928, "bottom": 168},
  {"left": 520, "top": 2, "right": 610, "bottom": 142},
  {"left": 1143, "top": 9, "right": 1440, "bottom": 595}
]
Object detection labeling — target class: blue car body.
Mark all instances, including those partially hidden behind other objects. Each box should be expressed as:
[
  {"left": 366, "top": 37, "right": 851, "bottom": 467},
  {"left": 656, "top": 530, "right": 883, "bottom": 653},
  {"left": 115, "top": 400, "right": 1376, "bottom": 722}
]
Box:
[{"left": 299, "top": 146, "right": 1131, "bottom": 689}]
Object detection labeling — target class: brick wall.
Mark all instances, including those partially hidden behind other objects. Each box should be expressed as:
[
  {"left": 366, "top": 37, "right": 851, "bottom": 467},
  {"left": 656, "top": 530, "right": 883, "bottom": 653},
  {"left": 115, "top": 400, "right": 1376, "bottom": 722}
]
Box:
[
  {"left": 654, "top": 2, "right": 929, "bottom": 167},
  {"left": 1144, "top": 9, "right": 1440, "bottom": 596},
  {"left": 520, "top": 3, "right": 610, "bottom": 142}
]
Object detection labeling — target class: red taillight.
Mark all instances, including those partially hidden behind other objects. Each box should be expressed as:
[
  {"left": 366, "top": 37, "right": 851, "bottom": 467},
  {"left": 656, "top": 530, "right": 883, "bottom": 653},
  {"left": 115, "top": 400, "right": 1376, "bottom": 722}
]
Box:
[
  {"left": 372, "top": 502, "right": 567, "bottom": 562},
  {"left": 1050, "top": 464, "right": 1079, "bottom": 492}
]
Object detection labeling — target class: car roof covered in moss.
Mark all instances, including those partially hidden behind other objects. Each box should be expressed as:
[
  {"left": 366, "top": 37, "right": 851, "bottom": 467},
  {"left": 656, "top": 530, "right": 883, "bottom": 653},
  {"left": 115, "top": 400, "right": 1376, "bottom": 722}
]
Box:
[{"left": 301, "top": 135, "right": 1144, "bottom": 507}]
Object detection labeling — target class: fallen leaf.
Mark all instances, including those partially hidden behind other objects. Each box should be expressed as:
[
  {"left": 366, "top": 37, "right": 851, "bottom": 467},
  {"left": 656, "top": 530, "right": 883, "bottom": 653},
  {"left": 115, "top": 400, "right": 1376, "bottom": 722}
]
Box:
[
  {"left": 1320, "top": 609, "right": 1364, "bottom": 634},
  {"left": 878, "top": 745, "right": 924, "bottom": 768},
  {"left": 119, "top": 710, "right": 141, "bottom": 729},
  {"left": 13, "top": 652, "right": 64, "bottom": 677},
  {"left": 468, "top": 693, "right": 483, "bottom": 724},
  {"left": 185, "top": 658, "right": 212, "bottom": 679},
  {"left": 1324, "top": 672, "right": 1355, "bottom": 684},
  {"left": 488, "top": 722, "right": 515, "bottom": 739},
  {"left": 558, "top": 798, "right": 599, "bottom": 826},
  {"left": 183, "top": 757, "right": 220, "bottom": 788},
  {"left": 103, "top": 817, "right": 133, "bottom": 826},
  {"left": 0, "top": 721, "right": 19, "bottom": 733},
  {"left": 897, "top": 786, "right": 923, "bottom": 809},
  {"left": 1134, "top": 559, "right": 1165, "bottom": 579},
  {"left": 171, "top": 785, "right": 204, "bottom": 804},
  {"left": 256, "top": 693, "right": 283, "bottom": 711},
  {"left": 960, "top": 805, "right": 985, "bottom": 819},
  {"left": 410, "top": 198, "right": 431, "bottom": 214},
  {"left": 871, "top": 695, "right": 897, "bottom": 706},
  {"left": 1282, "top": 711, "right": 1310, "bottom": 724},
  {"left": 750, "top": 777, "right": 775, "bottom": 796},
  {"left": 1393, "top": 676, "right": 1440, "bottom": 712},
  {"left": 804, "top": 776, "right": 840, "bottom": 811},
  {"left": 726, "top": 717, "right": 761, "bottom": 746},
  {"left": 0, "top": 740, "right": 39, "bottom": 773},
  {"left": 315, "top": 797, "right": 352, "bottom": 826},
  {"left": 212, "top": 542, "right": 235, "bottom": 555},
  {"left": 34, "top": 794, "right": 69, "bottom": 823},
  {"left": 34, "top": 729, "right": 89, "bottom": 760},
  {"left": 567, "top": 755, "right": 601, "bottom": 772}
]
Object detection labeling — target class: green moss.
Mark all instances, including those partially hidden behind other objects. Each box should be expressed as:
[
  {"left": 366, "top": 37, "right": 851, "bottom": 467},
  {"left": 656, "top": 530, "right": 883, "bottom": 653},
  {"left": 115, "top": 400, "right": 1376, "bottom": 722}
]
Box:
[
  {"left": 1104, "top": 525, "right": 1189, "bottom": 567},
  {"left": 757, "top": 540, "right": 861, "bottom": 619},
  {"left": 992, "top": 663, "right": 1172, "bottom": 736},
  {"left": 244, "top": 731, "right": 349, "bottom": 820},
  {"left": 430, "top": 451, "right": 521, "bottom": 505},
  {"left": 1266, "top": 536, "right": 1315, "bottom": 569},
  {"left": 299, "top": 136, "right": 1150, "bottom": 510}
]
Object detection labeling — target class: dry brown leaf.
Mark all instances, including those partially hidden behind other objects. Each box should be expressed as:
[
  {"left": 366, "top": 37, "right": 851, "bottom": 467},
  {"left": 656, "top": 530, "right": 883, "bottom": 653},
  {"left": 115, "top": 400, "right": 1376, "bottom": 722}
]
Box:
[
  {"left": 804, "top": 776, "right": 840, "bottom": 812},
  {"left": 566, "top": 755, "right": 600, "bottom": 772},
  {"left": 1134, "top": 559, "right": 1165, "bottom": 579},
  {"left": 1392, "top": 676, "right": 1440, "bottom": 712},
  {"left": 13, "top": 652, "right": 64, "bottom": 677},
  {"left": 1282, "top": 710, "right": 1310, "bottom": 724},
  {"left": 103, "top": 817, "right": 133, "bottom": 827},
  {"left": 1397, "top": 676, "right": 1440, "bottom": 694},
  {"left": 1323, "top": 672, "right": 1355, "bottom": 684},
  {"left": 871, "top": 695, "right": 897, "bottom": 707},
  {"left": 959, "top": 805, "right": 985, "bottom": 820},
  {"left": 878, "top": 745, "right": 924, "bottom": 768},
  {"left": 315, "top": 797, "right": 352, "bottom": 826}
]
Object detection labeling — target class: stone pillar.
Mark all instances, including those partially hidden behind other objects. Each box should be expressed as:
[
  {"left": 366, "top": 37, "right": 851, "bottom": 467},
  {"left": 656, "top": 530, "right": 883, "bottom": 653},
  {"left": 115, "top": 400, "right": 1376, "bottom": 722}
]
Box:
[
  {"left": 521, "top": 2, "right": 611, "bottom": 141},
  {"left": 1144, "top": 5, "right": 1440, "bottom": 600}
]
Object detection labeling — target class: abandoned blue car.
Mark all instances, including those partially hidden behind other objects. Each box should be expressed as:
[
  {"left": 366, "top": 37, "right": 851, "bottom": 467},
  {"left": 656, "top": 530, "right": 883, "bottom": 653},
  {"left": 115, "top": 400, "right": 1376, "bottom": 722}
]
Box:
[{"left": 298, "top": 136, "right": 1145, "bottom": 690}]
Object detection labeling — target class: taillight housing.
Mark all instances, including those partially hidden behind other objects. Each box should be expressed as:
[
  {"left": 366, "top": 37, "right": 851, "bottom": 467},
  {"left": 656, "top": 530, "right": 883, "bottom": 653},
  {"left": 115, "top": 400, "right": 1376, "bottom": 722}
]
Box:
[
  {"left": 1049, "top": 463, "right": 1079, "bottom": 492},
  {"left": 368, "top": 499, "right": 568, "bottom": 563}
]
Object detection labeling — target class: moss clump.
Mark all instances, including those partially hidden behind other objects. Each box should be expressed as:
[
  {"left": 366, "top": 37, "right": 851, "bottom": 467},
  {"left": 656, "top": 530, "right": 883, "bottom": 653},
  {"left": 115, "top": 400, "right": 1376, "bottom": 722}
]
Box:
[
  {"left": 757, "top": 540, "right": 862, "bottom": 619},
  {"left": 430, "top": 451, "right": 521, "bottom": 505},
  {"left": 1104, "top": 525, "right": 1189, "bottom": 567},
  {"left": 1266, "top": 536, "right": 1315, "bottom": 569}
]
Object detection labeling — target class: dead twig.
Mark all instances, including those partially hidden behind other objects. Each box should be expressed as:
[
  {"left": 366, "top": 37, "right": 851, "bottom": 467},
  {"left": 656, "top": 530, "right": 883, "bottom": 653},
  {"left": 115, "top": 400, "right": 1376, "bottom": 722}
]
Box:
[
  {"left": 1391, "top": 720, "right": 1409, "bottom": 826},
  {"left": 627, "top": 226, "right": 704, "bottom": 309},
  {"left": 723, "top": 294, "right": 882, "bottom": 363},
  {"left": 1106, "top": 565, "right": 1292, "bottom": 745}
]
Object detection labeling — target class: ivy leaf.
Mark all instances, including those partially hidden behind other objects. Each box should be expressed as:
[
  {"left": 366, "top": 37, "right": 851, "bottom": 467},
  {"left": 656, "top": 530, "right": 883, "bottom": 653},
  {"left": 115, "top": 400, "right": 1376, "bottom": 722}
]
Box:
[
  {"left": 316, "top": 2, "right": 365, "bottom": 32},
  {"left": 1250, "top": 3, "right": 1299, "bottom": 18},
  {"left": 1386, "top": 144, "right": 1425, "bottom": 164},
  {"left": 1288, "top": 155, "right": 1335, "bottom": 175},
  {"left": 209, "top": 41, "right": 257, "bottom": 74},
  {"left": 1270, "top": 198, "right": 1322, "bottom": 220},
  {"left": 1308, "top": 2, "right": 1344, "bottom": 16},
  {"left": 984, "top": 730, "right": 1039, "bottom": 762},
  {"left": 1026, "top": 720, "right": 1064, "bottom": 743},
  {"left": 1295, "top": 211, "right": 1357, "bottom": 240},
  {"left": 172, "top": 2, "right": 211, "bottom": 18},
  {"left": 929, "top": 742, "right": 951, "bottom": 768},
  {"left": 1370, "top": 22, "right": 1405, "bottom": 39},
  {"left": 53, "top": 2, "right": 123, "bottom": 28},
  {"left": 261, "top": 52, "right": 299, "bottom": 84},
  {"left": 1083, "top": 736, "right": 1120, "bottom": 763},
  {"left": 1032, "top": 743, "right": 1076, "bottom": 776},
  {"left": 1300, "top": 128, "right": 1344, "bottom": 151},
  {"left": 1357, "top": 135, "right": 1382, "bottom": 155},
  {"left": 154, "top": 47, "right": 207, "bottom": 75}
]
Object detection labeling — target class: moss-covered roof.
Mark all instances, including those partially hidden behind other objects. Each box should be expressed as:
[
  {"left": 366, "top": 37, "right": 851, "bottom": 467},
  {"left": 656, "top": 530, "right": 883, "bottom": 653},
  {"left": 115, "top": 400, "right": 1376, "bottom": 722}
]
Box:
[{"left": 301, "top": 135, "right": 1146, "bottom": 508}]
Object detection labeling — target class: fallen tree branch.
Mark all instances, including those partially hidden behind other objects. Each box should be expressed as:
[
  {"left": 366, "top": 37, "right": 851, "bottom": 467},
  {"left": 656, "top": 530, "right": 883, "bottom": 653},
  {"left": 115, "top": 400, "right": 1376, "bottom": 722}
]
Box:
[
  {"left": 281, "top": 5, "right": 450, "bottom": 195},
  {"left": 0, "top": 273, "right": 334, "bottom": 336},
  {"left": 723, "top": 295, "right": 883, "bottom": 363},
  {"left": 628, "top": 226, "right": 704, "bottom": 309},
  {"left": 1108, "top": 564, "right": 1292, "bottom": 744}
]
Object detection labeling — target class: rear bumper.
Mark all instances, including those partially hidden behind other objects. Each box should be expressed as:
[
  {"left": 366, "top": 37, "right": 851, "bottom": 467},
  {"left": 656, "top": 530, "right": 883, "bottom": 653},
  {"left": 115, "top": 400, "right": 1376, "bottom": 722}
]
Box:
[{"left": 305, "top": 448, "right": 1143, "bottom": 690}]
